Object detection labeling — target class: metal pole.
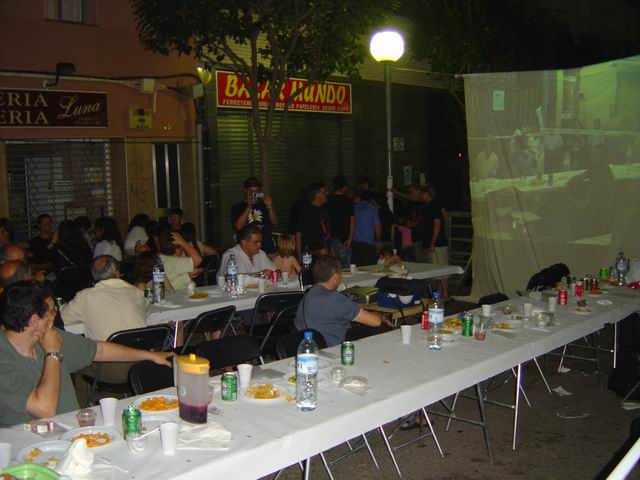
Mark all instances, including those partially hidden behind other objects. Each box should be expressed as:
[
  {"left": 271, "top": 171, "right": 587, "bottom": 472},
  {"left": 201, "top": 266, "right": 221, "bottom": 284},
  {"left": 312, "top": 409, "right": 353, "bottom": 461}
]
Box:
[{"left": 384, "top": 61, "right": 394, "bottom": 213}]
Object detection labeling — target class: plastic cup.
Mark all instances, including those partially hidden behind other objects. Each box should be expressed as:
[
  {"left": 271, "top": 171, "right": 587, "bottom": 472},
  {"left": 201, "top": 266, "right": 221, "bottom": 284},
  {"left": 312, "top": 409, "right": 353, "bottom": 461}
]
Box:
[
  {"left": 401, "top": 325, "right": 412, "bottom": 344},
  {"left": 99, "top": 397, "right": 118, "bottom": 426},
  {"left": 0, "top": 443, "right": 11, "bottom": 468},
  {"left": 217, "top": 275, "right": 225, "bottom": 289},
  {"left": 350, "top": 264, "right": 357, "bottom": 274},
  {"left": 258, "top": 278, "right": 266, "bottom": 293},
  {"left": 523, "top": 303, "right": 533, "bottom": 318},
  {"left": 76, "top": 409, "right": 96, "bottom": 427},
  {"left": 160, "top": 422, "right": 179, "bottom": 455},
  {"left": 474, "top": 329, "right": 487, "bottom": 341},
  {"left": 548, "top": 296, "right": 556, "bottom": 313},
  {"left": 481, "top": 304, "right": 492, "bottom": 317},
  {"left": 282, "top": 271, "right": 289, "bottom": 285},
  {"left": 237, "top": 364, "right": 253, "bottom": 389}
]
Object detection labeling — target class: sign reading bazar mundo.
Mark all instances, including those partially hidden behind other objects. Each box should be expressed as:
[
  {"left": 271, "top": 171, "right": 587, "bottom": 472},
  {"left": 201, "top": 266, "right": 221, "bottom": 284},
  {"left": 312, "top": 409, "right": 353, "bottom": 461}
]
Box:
[
  {"left": 216, "top": 71, "right": 352, "bottom": 114},
  {"left": 0, "top": 89, "right": 108, "bottom": 127}
]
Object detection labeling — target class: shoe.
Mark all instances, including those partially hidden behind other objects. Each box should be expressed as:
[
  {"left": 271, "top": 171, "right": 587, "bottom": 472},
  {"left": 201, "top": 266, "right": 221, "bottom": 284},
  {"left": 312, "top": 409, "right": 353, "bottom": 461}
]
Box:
[
  {"left": 622, "top": 401, "right": 640, "bottom": 411},
  {"left": 399, "top": 418, "right": 429, "bottom": 431}
]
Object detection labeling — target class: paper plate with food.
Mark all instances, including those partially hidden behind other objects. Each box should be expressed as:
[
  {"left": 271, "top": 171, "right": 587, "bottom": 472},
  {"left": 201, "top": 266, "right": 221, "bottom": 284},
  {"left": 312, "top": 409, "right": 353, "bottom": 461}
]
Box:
[
  {"left": 242, "top": 383, "right": 285, "bottom": 403},
  {"left": 494, "top": 322, "right": 515, "bottom": 330},
  {"left": 134, "top": 395, "right": 179, "bottom": 413},
  {"left": 573, "top": 306, "right": 593, "bottom": 315},
  {"left": 587, "top": 288, "right": 608, "bottom": 297},
  {"left": 441, "top": 328, "right": 460, "bottom": 342},
  {"left": 186, "top": 292, "right": 209, "bottom": 301},
  {"left": 17, "top": 440, "right": 71, "bottom": 469},
  {"left": 61, "top": 426, "right": 121, "bottom": 450}
]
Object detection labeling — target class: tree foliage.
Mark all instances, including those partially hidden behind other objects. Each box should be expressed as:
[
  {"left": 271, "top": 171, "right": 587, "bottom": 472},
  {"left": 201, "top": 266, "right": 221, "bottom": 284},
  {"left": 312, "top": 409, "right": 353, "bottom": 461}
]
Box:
[{"left": 131, "top": 0, "right": 393, "bottom": 188}]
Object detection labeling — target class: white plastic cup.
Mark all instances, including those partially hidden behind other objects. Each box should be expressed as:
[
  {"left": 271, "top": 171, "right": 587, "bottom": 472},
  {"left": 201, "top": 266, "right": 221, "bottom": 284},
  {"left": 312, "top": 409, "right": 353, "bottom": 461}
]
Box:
[
  {"left": 523, "top": 303, "right": 533, "bottom": 318},
  {"left": 548, "top": 296, "right": 557, "bottom": 313},
  {"left": 237, "top": 364, "right": 253, "bottom": 389},
  {"left": 217, "top": 275, "right": 225, "bottom": 289},
  {"left": 350, "top": 264, "right": 357, "bottom": 274},
  {"left": 401, "top": 325, "right": 412, "bottom": 344},
  {"left": 282, "top": 271, "right": 289, "bottom": 285},
  {"left": 99, "top": 397, "right": 118, "bottom": 426},
  {"left": 258, "top": 278, "right": 266, "bottom": 293},
  {"left": 481, "top": 304, "right": 492, "bottom": 317},
  {"left": 0, "top": 443, "right": 11, "bottom": 468},
  {"left": 160, "top": 422, "right": 179, "bottom": 455}
]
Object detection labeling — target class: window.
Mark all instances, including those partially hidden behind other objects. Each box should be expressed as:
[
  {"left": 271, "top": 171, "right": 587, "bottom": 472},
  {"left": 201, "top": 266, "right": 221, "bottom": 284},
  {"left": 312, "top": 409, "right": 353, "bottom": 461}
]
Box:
[
  {"left": 45, "top": 0, "right": 96, "bottom": 24},
  {"left": 153, "top": 144, "right": 182, "bottom": 212}
]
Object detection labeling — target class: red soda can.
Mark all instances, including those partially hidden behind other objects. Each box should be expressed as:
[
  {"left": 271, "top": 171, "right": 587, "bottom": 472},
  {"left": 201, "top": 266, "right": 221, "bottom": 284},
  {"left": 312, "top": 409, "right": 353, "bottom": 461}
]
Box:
[
  {"left": 270, "top": 270, "right": 279, "bottom": 283},
  {"left": 575, "top": 281, "right": 584, "bottom": 297},
  {"left": 558, "top": 289, "right": 568, "bottom": 305},
  {"left": 421, "top": 311, "right": 429, "bottom": 330}
]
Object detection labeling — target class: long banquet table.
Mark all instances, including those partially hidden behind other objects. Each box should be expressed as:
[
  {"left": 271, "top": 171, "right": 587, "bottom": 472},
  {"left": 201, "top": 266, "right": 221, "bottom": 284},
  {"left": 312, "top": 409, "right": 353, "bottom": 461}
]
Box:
[
  {"left": 64, "top": 262, "right": 464, "bottom": 336},
  {"left": 7, "top": 285, "right": 639, "bottom": 479}
]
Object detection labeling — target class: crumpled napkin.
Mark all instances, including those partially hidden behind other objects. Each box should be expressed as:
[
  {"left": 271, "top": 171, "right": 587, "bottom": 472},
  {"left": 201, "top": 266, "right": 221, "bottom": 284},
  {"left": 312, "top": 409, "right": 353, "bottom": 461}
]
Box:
[
  {"left": 57, "top": 439, "right": 113, "bottom": 480},
  {"left": 177, "top": 421, "right": 231, "bottom": 451}
]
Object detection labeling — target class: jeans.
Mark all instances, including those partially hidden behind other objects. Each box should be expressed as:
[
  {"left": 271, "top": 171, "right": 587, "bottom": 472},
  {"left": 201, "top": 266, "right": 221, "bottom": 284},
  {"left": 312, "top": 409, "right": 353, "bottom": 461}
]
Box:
[{"left": 330, "top": 237, "right": 352, "bottom": 269}]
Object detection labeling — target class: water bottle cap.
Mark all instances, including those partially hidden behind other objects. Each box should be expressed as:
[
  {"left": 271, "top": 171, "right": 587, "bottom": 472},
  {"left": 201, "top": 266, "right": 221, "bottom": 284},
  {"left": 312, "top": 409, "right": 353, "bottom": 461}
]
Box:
[
  {"left": 304, "top": 331, "right": 313, "bottom": 340},
  {"left": 433, "top": 291, "right": 440, "bottom": 299}
]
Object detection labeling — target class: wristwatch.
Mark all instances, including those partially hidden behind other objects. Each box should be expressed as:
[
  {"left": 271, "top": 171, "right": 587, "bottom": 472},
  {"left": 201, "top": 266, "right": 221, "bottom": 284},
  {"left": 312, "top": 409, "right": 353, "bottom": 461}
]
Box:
[{"left": 45, "top": 351, "right": 64, "bottom": 363}]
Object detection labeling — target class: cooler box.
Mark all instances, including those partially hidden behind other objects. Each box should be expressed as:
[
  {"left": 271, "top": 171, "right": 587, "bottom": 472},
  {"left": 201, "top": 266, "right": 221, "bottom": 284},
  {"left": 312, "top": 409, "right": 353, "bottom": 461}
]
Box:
[{"left": 376, "top": 292, "right": 421, "bottom": 309}]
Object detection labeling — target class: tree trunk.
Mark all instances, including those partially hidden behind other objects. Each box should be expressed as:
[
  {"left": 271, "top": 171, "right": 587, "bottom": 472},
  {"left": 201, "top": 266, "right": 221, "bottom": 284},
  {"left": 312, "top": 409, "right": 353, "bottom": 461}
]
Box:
[{"left": 258, "top": 137, "right": 271, "bottom": 192}]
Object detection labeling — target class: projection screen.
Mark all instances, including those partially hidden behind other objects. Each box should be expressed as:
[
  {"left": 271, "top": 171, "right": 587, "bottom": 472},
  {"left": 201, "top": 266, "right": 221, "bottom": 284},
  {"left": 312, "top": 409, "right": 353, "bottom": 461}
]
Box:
[{"left": 464, "top": 55, "right": 640, "bottom": 297}]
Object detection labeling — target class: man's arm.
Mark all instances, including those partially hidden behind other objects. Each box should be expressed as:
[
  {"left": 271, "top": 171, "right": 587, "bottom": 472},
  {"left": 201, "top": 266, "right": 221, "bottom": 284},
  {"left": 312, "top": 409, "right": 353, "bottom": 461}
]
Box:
[
  {"left": 353, "top": 308, "right": 383, "bottom": 327},
  {"left": 429, "top": 218, "right": 441, "bottom": 253},
  {"left": 94, "top": 342, "right": 174, "bottom": 366},
  {"left": 374, "top": 222, "right": 382, "bottom": 255},
  {"left": 295, "top": 232, "right": 303, "bottom": 262},
  {"left": 26, "top": 326, "right": 63, "bottom": 419},
  {"left": 264, "top": 195, "right": 278, "bottom": 226},
  {"left": 172, "top": 232, "right": 202, "bottom": 268},
  {"left": 344, "top": 216, "right": 355, "bottom": 248},
  {"left": 233, "top": 194, "right": 254, "bottom": 231}
]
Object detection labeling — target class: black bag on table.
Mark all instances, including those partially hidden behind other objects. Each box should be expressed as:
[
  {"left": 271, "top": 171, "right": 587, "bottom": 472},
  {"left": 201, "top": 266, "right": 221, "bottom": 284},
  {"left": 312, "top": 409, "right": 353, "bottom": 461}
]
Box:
[{"left": 374, "top": 277, "right": 431, "bottom": 310}]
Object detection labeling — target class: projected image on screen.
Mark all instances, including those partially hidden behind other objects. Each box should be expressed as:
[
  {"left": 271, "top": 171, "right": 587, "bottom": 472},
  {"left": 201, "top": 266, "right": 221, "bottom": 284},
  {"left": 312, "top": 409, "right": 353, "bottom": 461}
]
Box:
[{"left": 464, "top": 56, "right": 640, "bottom": 296}]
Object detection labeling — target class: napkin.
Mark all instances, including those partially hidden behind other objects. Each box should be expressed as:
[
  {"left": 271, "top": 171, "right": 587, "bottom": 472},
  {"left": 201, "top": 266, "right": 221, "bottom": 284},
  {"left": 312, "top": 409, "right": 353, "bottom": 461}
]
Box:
[
  {"left": 57, "top": 439, "right": 113, "bottom": 480},
  {"left": 177, "top": 421, "right": 231, "bottom": 451},
  {"left": 155, "top": 300, "right": 181, "bottom": 308}
]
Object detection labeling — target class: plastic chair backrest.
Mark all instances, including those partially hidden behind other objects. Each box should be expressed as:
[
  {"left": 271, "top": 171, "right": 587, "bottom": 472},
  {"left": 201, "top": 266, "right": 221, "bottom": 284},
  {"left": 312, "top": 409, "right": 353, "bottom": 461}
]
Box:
[
  {"left": 129, "top": 360, "right": 174, "bottom": 395},
  {"left": 248, "top": 292, "right": 304, "bottom": 335},
  {"left": 195, "top": 335, "right": 261, "bottom": 369},
  {"left": 478, "top": 293, "right": 509, "bottom": 305},
  {"left": 181, "top": 305, "right": 237, "bottom": 353},
  {"left": 275, "top": 329, "right": 327, "bottom": 360},
  {"left": 107, "top": 325, "right": 173, "bottom": 352},
  {"left": 54, "top": 266, "right": 93, "bottom": 302}
]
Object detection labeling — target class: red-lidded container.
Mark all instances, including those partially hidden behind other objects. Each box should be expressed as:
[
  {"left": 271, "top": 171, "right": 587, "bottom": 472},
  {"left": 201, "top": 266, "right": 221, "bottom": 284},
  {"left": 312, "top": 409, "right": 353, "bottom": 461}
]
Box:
[
  {"left": 575, "top": 281, "right": 584, "bottom": 297},
  {"left": 421, "top": 311, "right": 429, "bottom": 330},
  {"left": 558, "top": 289, "right": 568, "bottom": 305}
]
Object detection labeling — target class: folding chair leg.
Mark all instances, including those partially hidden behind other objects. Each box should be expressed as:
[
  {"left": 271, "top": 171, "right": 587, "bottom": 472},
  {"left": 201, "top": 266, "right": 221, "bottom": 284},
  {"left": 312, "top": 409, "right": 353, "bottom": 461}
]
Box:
[
  {"left": 511, "top": 368, "right": 532, "bottom": 408},
  {"left": 475, "top": 383, "right": 493, "bottom": 465},
  {"left": 445, "top": 392, "right": 459, "bottom": 432},
  {"left": 512, "top": 363, "right": 522, "bottom": 450},
  {"left": 558, "top": 344, "right": 568, "bottom": 373},
  {"left": 533, "top": 357, "right": 553, "bottom": 395},
  {"left": 421, "top": 408, "right": 445, "bottom": 458},
  {"left": 303, "top": 457, "right": 311, "bottom": 480},
  {"left": 361, "top": 434, "right": 380, "bottom": 470},
  {"left": 378, "top": 425, "right": 402, "bottom": 478},
  {"left": 319, "top": 453, "right": 334, "bottom": 480}
]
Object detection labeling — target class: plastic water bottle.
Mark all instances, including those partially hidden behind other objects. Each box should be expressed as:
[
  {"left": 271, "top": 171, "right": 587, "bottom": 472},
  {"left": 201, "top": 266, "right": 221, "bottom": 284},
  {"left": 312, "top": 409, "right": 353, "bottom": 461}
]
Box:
[
  {"left": 428, "top": 292, "right": 444, "bottom": 350},
  {"left": 615, "top": 251, "right": 628, "bottom": 286},
  {"left": 152, "top": 257, "right": 165, "bottom": 303},
  {"left": 226, "top": 253, "right": 239, "bottom": 298},
  {"left": 302, "top": 246, "right": 312, "bottom": 269},
  {"left": 296, "top": 331, "right": 318, "bottom": 412}
]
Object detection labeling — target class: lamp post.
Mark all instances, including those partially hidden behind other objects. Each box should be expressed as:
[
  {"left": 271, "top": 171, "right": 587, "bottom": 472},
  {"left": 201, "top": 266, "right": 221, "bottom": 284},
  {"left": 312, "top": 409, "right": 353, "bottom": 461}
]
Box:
[{"left": 370, "top": 30, "right": 404, "bottom": 213}]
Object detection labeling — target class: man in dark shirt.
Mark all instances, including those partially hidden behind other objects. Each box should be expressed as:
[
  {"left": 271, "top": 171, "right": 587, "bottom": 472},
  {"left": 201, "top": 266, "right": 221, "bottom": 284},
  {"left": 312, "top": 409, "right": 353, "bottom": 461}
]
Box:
[
  {"left": 326, "top": 176, "right": 354, "bottom": 268},
  {"left": 29, "top": 214, "right": 54, "bottom": 265},
  {"left": 420, "top": 184, "right": 450, "bottom": 299},
  {"left": 230, "top": 177, "right": 278, "bottom": 254},
  {"left": 295, "top": 183, "right": 331, "bottom": 261}
]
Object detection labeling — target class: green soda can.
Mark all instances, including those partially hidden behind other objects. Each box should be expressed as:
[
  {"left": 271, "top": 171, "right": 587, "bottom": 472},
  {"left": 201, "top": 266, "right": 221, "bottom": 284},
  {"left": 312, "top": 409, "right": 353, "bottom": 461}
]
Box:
[
  {"left": 341, "top": 341, "right": 355, "bottom": 366},
  {"left": 599, "top": 267, "right": 609, "bottom": 281},
  {"left": 221, "top": 372, "right": 237, "bottom": 401},
  {"left": 122, "top": 403, "right": 141, "bottom": 438},
  {"left": 462, "top": 314, "right": 474, "bottom": 337}
]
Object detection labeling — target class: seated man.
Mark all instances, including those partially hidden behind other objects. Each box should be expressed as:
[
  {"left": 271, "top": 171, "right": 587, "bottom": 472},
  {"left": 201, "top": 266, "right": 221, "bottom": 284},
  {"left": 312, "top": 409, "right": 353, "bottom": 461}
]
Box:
[
  {"left": 219, "top": 224, "right": 275, "bottom": 275},
  {"left": 61, "top": 255, "right": 148, "bottom": 341},
  {"left": 0, "top": 280, "right": 173, "bottom": 427},
  {"left": 294, "top": 255, "right": 384, "bottom": 346},
  {"left": 158, "top": 229, "right": 202, "bottom": 290},
  {"left": 0, "top": 244, "right": 27, "bottom": 263}
]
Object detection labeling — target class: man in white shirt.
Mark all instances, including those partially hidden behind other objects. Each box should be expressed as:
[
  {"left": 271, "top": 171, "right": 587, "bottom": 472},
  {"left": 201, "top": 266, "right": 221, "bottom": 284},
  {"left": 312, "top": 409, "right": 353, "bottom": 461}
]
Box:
[
  {"left": 61, "top": 255, "right": 148, "bottom": 341},
  {"left": 220, "top": 224, "right": 275, "bottom": 275}
]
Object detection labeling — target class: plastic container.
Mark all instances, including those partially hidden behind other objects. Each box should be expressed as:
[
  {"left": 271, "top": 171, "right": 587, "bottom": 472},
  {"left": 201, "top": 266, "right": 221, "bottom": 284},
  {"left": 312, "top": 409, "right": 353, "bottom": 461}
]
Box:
[
  {"left": 427, "top": 292, "right": 444, "bottom": 351},
  {"left": 2, "top": 464, "right": 60, "bottom": 479},
  {"left": 176, "top": 353, "right": 210, "bottom": 424},
  {"left": 296, "top": 331, "right": 318, "bottom": 412}
]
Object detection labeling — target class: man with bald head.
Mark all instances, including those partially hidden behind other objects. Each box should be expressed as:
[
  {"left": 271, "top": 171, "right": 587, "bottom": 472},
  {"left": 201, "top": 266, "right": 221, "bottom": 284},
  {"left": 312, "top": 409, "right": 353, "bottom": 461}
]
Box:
[
  {"left": 61, "top": 255, "right": 148, "bottom": 341},
  {"left": 0, "top": 244, "right": 26, "bottom": 263},
  {"left": 0, "top": 260, "right": 31, "bottom": 290}
]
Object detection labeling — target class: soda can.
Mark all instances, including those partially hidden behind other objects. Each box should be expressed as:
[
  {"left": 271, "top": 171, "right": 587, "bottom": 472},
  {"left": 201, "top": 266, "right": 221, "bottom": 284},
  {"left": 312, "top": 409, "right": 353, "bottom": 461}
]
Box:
[
  {"left": 269, "top": 270, "right": 279, "bottom": 284},
  {"left": 54, "top": 297, "right": 65, "bottom": 308},
  {"left": 221, "top": 372, "right": 237, "bottom": 401},
  {"left": 462, "top": 314, "right": 473, "bottom": 336},
  {"left": 122, "top": 404, "right": 142, "bottom": 438},
  {"left": 421, "top": 311, "right": 429, "bottom": 330},
  {"left": 575, "top": 281, "right": 584, "bottom": 297},
  {"left": 558, "top": 289, "right": 568, "bottom": 305},
  {"left": 592, "top": 278, "right": 599, "bottom": 290},
  {"left": 144, "top": 287, "right": 153, "bottom": 304},
  {"left": 341, "top": 341, "right": 355, "bottom": 366},
  {"left": 583, "top": 276, "right": 592, "bottom": 291}
]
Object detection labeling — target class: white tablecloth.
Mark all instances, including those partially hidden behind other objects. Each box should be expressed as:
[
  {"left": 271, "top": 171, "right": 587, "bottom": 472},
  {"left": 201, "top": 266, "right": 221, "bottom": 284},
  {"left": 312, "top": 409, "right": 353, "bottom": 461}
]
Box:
[
  {"left": 65, "top": 262, "right": 464, "bottom": 335},
  {"left": 10, "top": 286, "right": 638, "bottom": 479}
]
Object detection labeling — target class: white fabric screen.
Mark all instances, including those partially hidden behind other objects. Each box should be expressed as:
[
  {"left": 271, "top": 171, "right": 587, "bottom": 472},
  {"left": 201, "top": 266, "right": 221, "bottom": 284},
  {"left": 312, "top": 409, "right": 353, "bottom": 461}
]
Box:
[{"left": 464, "top": 56, "right": 640, "bottom": 297}]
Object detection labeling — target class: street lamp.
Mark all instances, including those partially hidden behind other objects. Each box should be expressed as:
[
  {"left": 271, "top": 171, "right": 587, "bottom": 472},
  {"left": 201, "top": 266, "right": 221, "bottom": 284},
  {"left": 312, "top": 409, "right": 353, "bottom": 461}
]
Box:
[{"left": 370, "top": 30, "right": 404, "bottom": 212}]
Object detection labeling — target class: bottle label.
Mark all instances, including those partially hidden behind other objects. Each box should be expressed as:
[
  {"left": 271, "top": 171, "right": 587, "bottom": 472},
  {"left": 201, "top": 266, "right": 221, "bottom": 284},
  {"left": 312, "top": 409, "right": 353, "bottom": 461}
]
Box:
[
  {"left": 428, "top": 307, "right": 444, "bottom": 325},
  {"left": 228, "top": 264, "right": 238, "bottom": 275},
  {"left": 303, "top": 254, "right": 312, "bottom": 267},
  {"left": 152, "top": 271, "right": 164, "bottom": 282},
  {"left": 296, "top": 353, "right": 318, "bottom": 376}
]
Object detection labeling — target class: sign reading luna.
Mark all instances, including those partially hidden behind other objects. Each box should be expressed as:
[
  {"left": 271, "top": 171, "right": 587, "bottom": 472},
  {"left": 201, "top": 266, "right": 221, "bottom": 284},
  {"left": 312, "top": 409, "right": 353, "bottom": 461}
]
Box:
[
  {"left": 0, "top": 89, "right": 108, "bottom": 127},
  {"left": 216, "top": 71, "right": 352, "bottom": 114}
]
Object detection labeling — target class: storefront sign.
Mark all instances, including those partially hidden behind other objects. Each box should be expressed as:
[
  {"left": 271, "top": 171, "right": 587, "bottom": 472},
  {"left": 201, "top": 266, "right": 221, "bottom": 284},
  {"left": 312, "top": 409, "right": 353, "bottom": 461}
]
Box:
[
  {"left": 0, "top": 88, "right": 108, "bottom": 127},
  {"left": 216, "top": 71, "right": 352, "bottom": 114}
]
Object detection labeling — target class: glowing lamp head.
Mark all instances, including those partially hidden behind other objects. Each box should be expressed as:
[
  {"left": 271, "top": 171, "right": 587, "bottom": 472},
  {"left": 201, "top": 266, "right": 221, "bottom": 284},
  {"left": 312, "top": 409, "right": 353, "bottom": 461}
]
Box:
[{"left": 369, "top": 31, "right": 405, "bottom": 62}]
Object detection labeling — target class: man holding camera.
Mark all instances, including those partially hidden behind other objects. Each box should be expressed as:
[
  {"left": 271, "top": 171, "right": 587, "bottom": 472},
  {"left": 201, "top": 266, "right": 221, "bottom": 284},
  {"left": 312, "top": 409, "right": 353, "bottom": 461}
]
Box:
[{"left": 230, "top": 177, "right": 278, "bottom": 254}]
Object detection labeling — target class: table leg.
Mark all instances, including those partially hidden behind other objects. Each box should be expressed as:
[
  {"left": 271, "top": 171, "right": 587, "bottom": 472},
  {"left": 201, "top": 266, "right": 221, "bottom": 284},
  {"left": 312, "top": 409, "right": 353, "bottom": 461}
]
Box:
[
  {"left": 613, "top": 322, "right": 619, "bottom": 369},
  {"left": 512, "top": 363, "right": 522, "bottom": 450},
  {"left": 303, "top": 457, "right": 310, "bottom": 480},
  {"left": 173, "top": 321, "right": 179, "bottom": 350}
]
